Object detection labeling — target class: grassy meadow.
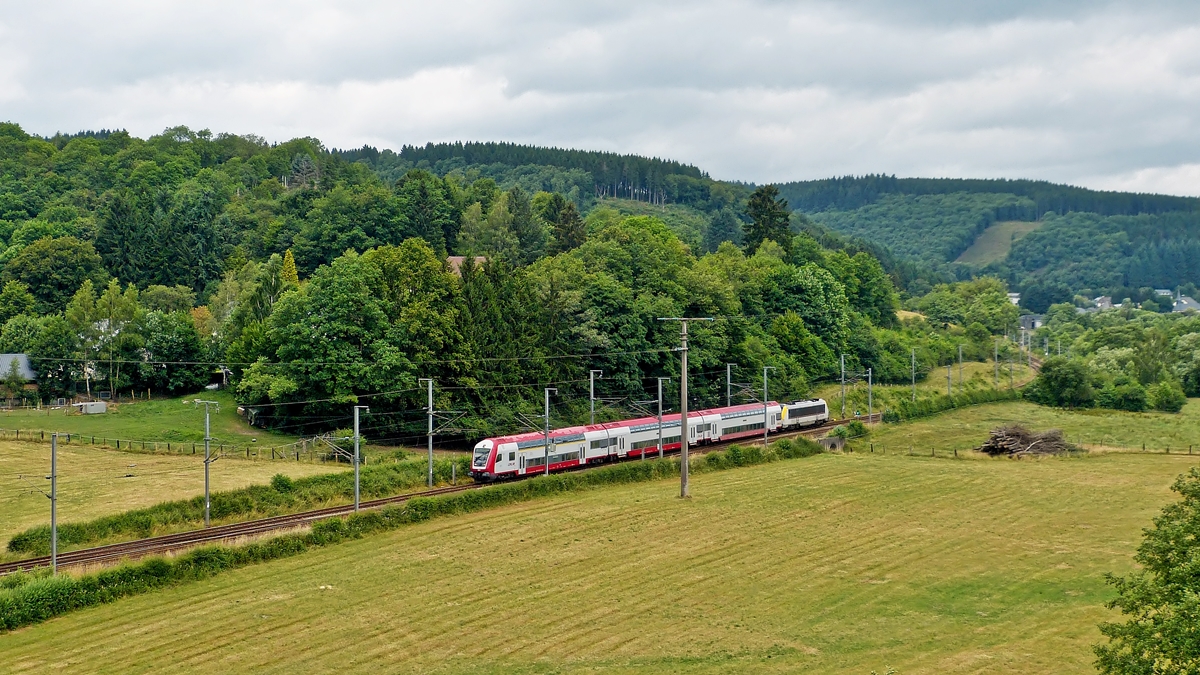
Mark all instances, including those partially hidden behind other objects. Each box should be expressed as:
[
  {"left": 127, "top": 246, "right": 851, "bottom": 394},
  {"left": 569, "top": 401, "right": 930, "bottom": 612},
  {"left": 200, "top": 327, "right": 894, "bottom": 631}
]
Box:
[
  {"left": 864, "top": 399, "right": 1200, "bottom": 454},
  {"left": 0, "top": 390, "right": 299, "bottom": 447},
  {"left": 1, "top": 448, "right": 1195, "bottom": 674},
  {"left": 955, "top": 220, "right": 1042, "bottom": 265},
  {"left": 0, "top": 440, "right": 343, "bottom": 551}
]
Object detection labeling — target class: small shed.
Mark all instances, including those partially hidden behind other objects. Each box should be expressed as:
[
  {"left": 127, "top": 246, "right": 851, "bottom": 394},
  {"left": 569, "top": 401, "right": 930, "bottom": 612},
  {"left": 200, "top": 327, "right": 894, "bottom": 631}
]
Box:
[{"left": 73, "top": 401, "right": 107, "bottom": 415}]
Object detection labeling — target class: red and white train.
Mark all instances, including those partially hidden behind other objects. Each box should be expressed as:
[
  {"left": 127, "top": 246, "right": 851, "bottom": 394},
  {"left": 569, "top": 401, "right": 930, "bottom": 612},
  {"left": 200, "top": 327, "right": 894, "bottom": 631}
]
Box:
[{"left": 469, "top": 398, "right": 829, "bottom": 481}]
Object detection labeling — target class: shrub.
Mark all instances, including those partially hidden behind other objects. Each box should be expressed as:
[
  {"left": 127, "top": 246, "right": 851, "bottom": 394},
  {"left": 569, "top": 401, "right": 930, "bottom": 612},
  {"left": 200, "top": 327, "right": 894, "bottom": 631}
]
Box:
[
  {"left": 1025, "top": 357, "right": 1094, "bottom": 408},
  {"left": 1149, "top": 382, "right": 1187, "bottom": 413},
  {"left": 1096, "top": 382, "right": 1148, "bottom": 412},
  {"left": 829, "top": 425, "right": 849, "bottom": 439},
  {"left": 889, "top": 387, "right": 1021, "bottom": 422},
  {"left": 270, "top": 473, "right": 295, "bottom": 493},
  {"left": 846, "top": 420, "right": 867, "bottom": 437}
]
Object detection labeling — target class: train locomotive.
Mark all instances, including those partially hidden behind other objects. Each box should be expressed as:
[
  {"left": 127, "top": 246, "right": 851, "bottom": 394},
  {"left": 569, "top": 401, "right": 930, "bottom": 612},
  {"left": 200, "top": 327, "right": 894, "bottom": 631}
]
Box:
[{"left": 470, "top": 398, "right": 829, "bottom": 481}]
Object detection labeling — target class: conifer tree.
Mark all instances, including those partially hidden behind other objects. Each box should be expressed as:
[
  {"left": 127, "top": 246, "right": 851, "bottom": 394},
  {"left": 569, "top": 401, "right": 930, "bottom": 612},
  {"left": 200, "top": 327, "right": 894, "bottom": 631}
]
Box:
[
  {"left": 281, "top": 249, "right": 300, "bottom": 285},
  {"left": 549, "top": 202, "right": 586, "bottom": 254},
  {"left": 744, "top": 185, "right": 792, "bottom": 255}
]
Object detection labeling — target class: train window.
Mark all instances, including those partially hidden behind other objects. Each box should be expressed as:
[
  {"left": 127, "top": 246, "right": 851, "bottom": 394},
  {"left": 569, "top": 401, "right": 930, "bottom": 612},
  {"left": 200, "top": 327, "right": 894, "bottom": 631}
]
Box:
[
  {"left": 508, "top": 452, "right": 515, "bottom": 461},
  {"left": 620, "top": 438, "right": 625, "bottom": 448}
]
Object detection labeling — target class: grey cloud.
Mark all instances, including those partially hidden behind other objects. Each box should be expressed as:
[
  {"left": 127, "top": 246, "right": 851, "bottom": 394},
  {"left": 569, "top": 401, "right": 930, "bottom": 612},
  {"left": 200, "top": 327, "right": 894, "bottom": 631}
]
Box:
[{"left": 2, "top": 1, "right": 1200, "bottom": 194}]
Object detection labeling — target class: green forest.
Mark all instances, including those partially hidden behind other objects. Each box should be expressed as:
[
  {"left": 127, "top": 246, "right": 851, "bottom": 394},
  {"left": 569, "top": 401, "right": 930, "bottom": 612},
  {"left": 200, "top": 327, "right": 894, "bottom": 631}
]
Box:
[
  {"left": 0, "top": 123, "right": 1031, "bottom": 442},
  {"left": 1024, "top": 303, "right": 1200, "bottom": 414},
  {"left": 776, "top": 175, "right": 1200, "bottom": 304}
]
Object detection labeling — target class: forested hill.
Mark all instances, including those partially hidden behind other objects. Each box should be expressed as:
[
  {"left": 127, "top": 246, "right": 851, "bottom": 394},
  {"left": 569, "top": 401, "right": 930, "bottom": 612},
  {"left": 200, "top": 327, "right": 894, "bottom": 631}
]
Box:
[
  {"left": 335, "top": 141, "right": 748, "bottom": 212},
  {"left": 776, "top": 175, "right": 1200, "bottom": 303},
  {"left": 776, "top": 174, "right": 1200, "bottom": 217}
]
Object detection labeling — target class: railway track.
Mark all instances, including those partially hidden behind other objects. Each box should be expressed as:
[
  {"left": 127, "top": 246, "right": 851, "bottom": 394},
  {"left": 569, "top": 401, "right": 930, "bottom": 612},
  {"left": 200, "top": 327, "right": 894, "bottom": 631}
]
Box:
[{"left": 0, "top": 414, "right": 876, "bottom": 576}]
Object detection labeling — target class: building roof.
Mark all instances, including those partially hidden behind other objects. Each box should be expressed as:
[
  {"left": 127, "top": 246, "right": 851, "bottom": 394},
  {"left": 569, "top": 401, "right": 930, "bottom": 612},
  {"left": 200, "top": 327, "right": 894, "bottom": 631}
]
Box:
[
  {"left": 0, "top": 354, "right": 36, "bottom": 380},
  {"left": 1174, "top": 296, "right": 1200, "bottom": 313}
]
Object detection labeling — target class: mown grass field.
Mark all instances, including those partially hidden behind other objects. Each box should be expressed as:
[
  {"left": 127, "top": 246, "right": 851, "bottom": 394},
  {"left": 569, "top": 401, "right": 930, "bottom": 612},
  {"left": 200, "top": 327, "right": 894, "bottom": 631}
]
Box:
[
  {"left": 955, "top": 220, "right": 1042, "bottom": 265},
  {"left": 1, "top": 448, "right": 1193, "bottom": 674},
  {"left": 0, "top": 390, "right": 298, "bottom": 446},
  {"left": 0, "top": 440, "right": 343, "bottom": 551},
  {"left": 865, "top": 399, "right": 1200, "bottom": 454}
]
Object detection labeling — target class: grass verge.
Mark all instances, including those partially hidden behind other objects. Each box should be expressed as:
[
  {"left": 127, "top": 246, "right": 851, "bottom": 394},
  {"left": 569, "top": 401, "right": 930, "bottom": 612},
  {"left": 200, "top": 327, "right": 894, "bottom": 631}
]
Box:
[
  {"left": 0, "top": 440, "right": 341, "bottom": 551},
  {"left": 5, "top": 454, "right": 471, "bottom": 557}
]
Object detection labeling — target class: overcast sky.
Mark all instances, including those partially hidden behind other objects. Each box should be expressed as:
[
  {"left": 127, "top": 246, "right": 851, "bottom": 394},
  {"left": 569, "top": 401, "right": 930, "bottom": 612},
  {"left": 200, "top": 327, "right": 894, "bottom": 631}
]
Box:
[{"left": 3, "top": 1, "right": 1200, "bottom": 194}]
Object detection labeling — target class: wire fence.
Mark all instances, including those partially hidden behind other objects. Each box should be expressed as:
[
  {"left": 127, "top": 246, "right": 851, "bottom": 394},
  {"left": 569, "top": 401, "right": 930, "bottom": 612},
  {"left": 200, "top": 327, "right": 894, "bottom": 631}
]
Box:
[{"left": 0, "top": 428, "right": 345, "bottom": 464}]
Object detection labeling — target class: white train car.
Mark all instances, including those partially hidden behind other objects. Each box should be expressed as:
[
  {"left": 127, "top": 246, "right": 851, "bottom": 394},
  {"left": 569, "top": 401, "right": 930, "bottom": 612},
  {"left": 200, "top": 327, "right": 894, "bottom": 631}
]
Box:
[{"left": 470, "top": 401, "right": 787, "bottom": 480}]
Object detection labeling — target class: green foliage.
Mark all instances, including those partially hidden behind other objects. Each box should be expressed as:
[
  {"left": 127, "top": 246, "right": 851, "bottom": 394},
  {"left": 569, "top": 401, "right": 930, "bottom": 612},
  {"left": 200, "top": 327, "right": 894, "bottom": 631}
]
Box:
[
  {"left": 777, "top": 174, "right": 1197, "bottom": 217},
  {"left": 744, "top": 185, "right": 792, "bottom": 254},
  {"left": 885, "top": 387, "right": 1023, "bottom": 422},
  {"left": 1, "top": 236, "right": 107, "bottom": 313},
  {"left": 1096, "top": 381, "right": 1148, "bottom": 413},
  {"left": 270, "top": 473, "right": 295, "bottom": 493},
  {"left": 914, "top": 278, "right": 1019, "bottom": 334},
  {"left": 139, "top": 284, "right": 195, "bottom": 313},
  {"left": 0, "top": 280, "right": 35, "bottom": 324},
  {"left": 1150, "top": 381, "right": 1187, "bottom": 413},
  {"left": 1025, "top": 357, "right": 1094, "bottom": 408},
  {"left": 809, "top": 192, "right": 1035, "bottom": 268},
  {"left": 1094, "top": 468, "right": 1200, "bottom": 673},
  {"left": 137, "top": 311, "right": 208, "bottom": 395}
]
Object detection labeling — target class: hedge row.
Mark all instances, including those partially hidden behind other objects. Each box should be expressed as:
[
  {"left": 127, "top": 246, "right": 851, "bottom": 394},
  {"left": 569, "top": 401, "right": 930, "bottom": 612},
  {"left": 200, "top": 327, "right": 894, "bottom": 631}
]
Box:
[
  {"left": 8, "top": 455, "right": 472, "bottom": 555},
  {"left": 882, "top": 387, "right": 1023, "bottom": 423},
  {"left": 0, "top": 437, "right": 823, "bottom": 631}
]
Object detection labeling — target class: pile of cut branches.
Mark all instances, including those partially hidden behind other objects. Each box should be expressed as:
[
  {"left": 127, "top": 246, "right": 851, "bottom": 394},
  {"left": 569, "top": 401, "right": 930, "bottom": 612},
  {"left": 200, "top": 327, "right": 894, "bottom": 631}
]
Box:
[{"left": 977, "top": 424, "right": 1081, "bottom": 456}]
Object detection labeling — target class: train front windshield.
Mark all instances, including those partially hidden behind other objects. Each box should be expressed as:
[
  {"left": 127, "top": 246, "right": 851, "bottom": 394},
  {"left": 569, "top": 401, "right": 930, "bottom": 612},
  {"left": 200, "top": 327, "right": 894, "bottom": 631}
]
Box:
[{"left": 472, "top": 440, "right": 493, "bottom": 468}]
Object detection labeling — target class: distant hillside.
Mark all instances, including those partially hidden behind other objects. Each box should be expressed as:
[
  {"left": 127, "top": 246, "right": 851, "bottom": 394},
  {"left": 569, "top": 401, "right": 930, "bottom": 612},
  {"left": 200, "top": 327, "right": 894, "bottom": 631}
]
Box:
[
  {"left": 776, "top": 175, "right": 1200, "bottom": 217},
  {"left": 776, "top": 175, "right": 1200, "bottom": 299},
  {"left": 807, "top": 193, "right": 1037, "bottom": 268},
  {"left": 336, "top": 141, "right": 750, "bottom": 213}
]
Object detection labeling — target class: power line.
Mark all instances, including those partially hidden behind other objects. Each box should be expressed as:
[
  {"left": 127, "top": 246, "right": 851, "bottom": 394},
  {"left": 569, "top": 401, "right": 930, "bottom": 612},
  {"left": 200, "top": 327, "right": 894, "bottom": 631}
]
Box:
[{"left": 25, "top": 347, "right": 675, "bottom": 368}]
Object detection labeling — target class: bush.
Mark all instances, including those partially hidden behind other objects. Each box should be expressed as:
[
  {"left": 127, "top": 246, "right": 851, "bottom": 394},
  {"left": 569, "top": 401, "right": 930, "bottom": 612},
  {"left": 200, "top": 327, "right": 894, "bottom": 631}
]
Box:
[
  {"left": 270, "top": 473, "right": 295, "bottom": 493},
  {"left": 846, "top": 420, "right": 867, "bottom": 437},
  {"left": 828, "top": 425, "right": 849, "bottom": 439},
  {"left": 1096, "top": 382, "right": 1148, "bottom": 412},
  {"left": 1026, "top": 357, "right": 1093, "bottom": 408},
  {"left": 1149, "top": 382, "right": 1187, "bottom": 413},
  {"left": 888, "top": 387, "right": 1022, "bottom": 423}
]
